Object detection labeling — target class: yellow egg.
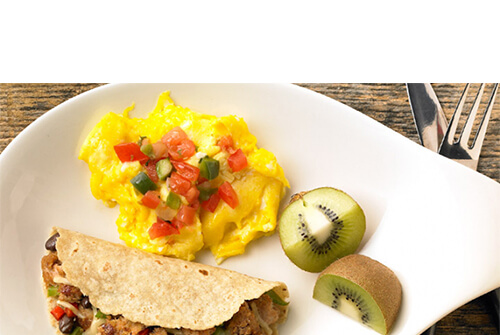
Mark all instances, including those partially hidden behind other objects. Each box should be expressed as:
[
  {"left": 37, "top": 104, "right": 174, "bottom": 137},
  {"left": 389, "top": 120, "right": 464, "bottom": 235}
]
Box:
[{"left": 79, "top": 91, "right": 289, "bottom": 262}]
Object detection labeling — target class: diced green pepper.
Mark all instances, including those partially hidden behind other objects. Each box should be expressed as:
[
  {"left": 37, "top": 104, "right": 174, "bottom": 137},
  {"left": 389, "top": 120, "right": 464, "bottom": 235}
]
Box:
[
  {"left": 166, "top": 192, "right": 181, "bottom": 210},
  {"left": 47, "top": 284, "right": 59, "bottom": 297},
  {"left": 265, "top": 290, "right": 289, "bottom": 306},
  {"left": 213, "top": 326, "right": 227, "bottom": 335},
  {"left": 131, "top": 172, "right": 157, "bottom": 194},
  {"left": 140, "top": 143, "right": 153, "bottom": 157},
  {"left": 199, "top": 157, "right": 219, "bottom": 180},
  {"left": 95, "top": 309, "right": 107, "bottom": 319},
  {"left": 70, "top": 326, "right": 84, "bottom": 335},
  {"left": 197, "top": 186, "right": 218, "bottom": 202},
  {"left": 156, "top": 158, "right": 173, "bottom": 180}
]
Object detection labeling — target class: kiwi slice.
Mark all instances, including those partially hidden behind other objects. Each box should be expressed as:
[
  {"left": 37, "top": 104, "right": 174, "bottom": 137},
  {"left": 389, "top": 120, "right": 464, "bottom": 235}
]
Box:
[
  {"left": 278, "top": 187, "right": 365, "bottom": 272},
  {"left": 313, "top": 254, "right": 402, "bottom": 335}
]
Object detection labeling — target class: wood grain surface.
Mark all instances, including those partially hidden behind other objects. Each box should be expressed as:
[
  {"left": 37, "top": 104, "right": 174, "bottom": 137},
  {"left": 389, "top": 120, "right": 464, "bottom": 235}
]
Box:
[{"left": 1, "top": 83, "right": 498, "bottom": 334}]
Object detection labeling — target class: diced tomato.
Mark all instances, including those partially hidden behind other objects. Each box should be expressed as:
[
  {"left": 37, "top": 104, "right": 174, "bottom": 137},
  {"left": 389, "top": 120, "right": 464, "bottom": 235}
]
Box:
[
  {"left": 172, "top": 161, "right": 200, "bottom": 182},
  {"left": 170, "top": 217, "right": 184, "bottom": 230},
  {"left": 168, "top": 139, "right": 196, "bottom": 161},
  {"left": 176, "top": 205, "right": 196, "bottom": 225},
  {"left": 50, "top": 306, "right": 65, "bottom": 320},
  {"left": 201, "top": 193, "right": 220, "bottom": 213},
  {"left": 218, "top": 135, "right": 234, "bottom": 152},
  {"left": 162, "top": 127, "right": 196, "bottom": 161},
  {"left": 142, "top": 190, "right": 161, "bottom": 209},
  {"left": 64, "top": 307, "right": 76, "bottom": 318},
  {"left": 148, "top": 217, "right": 180, "bottom": 239},
  {"left": 151, "top": 142, "right": 167, "bottom": 159},
  {"left": 169, "top": 172, "right": 191, "bottom": 196},
  {"left": 228, "top": 149, "right": 248, "bottom": 172},
  {"left": 142, "top": 159, "right": 159, "bottom": 183},
  {"left": 190, "top": 199, "right": 200, "bottom": 211},
  {"left": 161, "top": 126, "right": 189, "bottom": 146},
  {"left": 114, "top": 143, "right": 149, "bottom": 163},
  {"left": 184, "top": 186, "right": 200, "bottom": 204},
  {"left": 138, "top": 329, "right": 151, "bottom": 335},
  {"left": 218, "top": 181, "right": 238, "bottom": 209}
]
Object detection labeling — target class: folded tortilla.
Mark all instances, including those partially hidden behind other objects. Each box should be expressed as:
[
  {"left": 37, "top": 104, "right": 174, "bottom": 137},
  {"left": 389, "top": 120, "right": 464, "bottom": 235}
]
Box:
[{"left": 42, "top": 227, "right": 289, "bottom": 334}]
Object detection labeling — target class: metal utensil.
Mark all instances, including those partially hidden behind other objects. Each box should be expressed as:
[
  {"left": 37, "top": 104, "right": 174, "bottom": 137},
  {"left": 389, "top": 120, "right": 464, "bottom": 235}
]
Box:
[
  {"left": 407, "top": 83, "right": 499, "bottom": 335},
  {"left": 407, "top": 83, "right": 448, "bottom": 152},
  {"left": 438, "top": 83, "right": 499, "bottom": 170}
]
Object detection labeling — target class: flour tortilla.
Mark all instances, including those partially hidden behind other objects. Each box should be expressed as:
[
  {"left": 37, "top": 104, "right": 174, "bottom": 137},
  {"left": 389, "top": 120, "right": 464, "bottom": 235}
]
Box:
[{"left": 47, "top": 227, "right": 289, "bottom": 331}]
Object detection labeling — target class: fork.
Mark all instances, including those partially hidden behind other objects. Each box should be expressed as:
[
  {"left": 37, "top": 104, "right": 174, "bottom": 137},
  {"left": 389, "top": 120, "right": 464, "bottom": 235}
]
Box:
[{"left": 438, "top": 83, "right": 499, "bottom": 170}]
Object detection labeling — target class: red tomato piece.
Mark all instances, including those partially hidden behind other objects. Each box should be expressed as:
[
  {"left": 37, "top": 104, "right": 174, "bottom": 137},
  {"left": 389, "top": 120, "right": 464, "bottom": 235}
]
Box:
[
  {"left": 161, "top": 126, "right": 189, "bottom": 146},
  {"left": 142, "top": 159, "right": 159, "bottom": 183},
  {"left": 176, "top": 205, "right": 197, "bottom": 225},
  {"left": 172, "top": 161, "right": 200, "bottom": 182},
  {"left": 142, "top": 190, "right": 161, "bottom": 209},
  {"left": 190, "top": 199, "right": 200, "bottom": 211},
  {"left": 114, "top": 143, "right": 149, "bottom": 163},
  {"left": 218, "top": 181, "right": 239, "bottom": 209},
  {"left": 169, "top": 172, "right": 191, "bottom": 196},
  {"left": 201, "top": 193, "right": 220, "bottom": 213},
  {"left": 217, "top": 135, "right": 234, "bottom": 152},
  {"left": 161, "top": 127, "right": 196, "bottom": 161},
  {"left": 184, "top": 186, "right": 200, "bottom": 204},
  {"left": 64, "top": 307, "right": 76, "bottom": 318},
  {"left": 168, "top": 139, "right": 196, "bottom": 161},
  {"left": 50, "top": 306, "right": 65, "bottom": 320},
  {"left": 148, "top": 217, "right": 180, "bottom": 239},
  {"left": 138, "top": 329, "right": 151, "bottom": 335},
  {"left": 227, "top": 148, "right": 248, "bottom": 172}
]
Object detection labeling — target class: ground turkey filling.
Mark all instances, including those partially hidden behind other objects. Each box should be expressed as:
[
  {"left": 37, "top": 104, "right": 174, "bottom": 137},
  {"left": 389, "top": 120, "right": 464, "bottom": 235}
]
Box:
[{"left": 41, "top": 236, "right": 286, "bottom": 335}]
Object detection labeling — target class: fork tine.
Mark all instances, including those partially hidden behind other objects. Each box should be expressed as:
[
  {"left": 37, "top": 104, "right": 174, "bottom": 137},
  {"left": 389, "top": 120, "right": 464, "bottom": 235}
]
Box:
[
  {"left": 459, "top": 84, "right": 485, "bottom": 147},
  {"left": 469, "top": 83, "right": 498, "bottom": 156},
  {"left": 443, "top": 83, "right": 470, "bottom": 145}
]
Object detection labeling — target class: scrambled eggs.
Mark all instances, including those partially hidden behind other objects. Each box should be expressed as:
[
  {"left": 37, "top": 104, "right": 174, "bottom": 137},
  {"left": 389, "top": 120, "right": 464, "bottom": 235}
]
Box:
[{"left": 79, "top": 92, "right": 289, "bottom": 262}]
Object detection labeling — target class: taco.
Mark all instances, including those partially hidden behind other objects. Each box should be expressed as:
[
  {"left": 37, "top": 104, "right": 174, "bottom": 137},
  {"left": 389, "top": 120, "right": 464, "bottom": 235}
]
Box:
[{"left": 41, "top": 227, "right": 289, "bottom": 335}]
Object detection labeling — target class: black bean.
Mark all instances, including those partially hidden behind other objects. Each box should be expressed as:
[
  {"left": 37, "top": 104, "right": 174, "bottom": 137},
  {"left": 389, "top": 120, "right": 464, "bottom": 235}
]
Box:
[
  {"left": 45, "top": 232, "right": 60, "bottom": 252},
  {"left": 81, "top": 296, "right": 92, "bottom": 309},
  {"left": 58, "top": 314, "right": 75, "bottom": 334}
]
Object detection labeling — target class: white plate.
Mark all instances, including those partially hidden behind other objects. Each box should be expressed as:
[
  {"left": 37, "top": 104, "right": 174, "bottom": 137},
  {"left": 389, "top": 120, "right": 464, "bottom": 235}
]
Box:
[{"left": 1, "top": 84, "right": 499, "bottom": 335}]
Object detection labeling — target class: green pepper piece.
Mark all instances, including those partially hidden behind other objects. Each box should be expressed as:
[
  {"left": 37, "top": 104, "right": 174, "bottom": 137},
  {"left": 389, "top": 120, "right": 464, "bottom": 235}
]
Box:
[
  {"left": 265, "top": 290, "right": 289, "bottom": 306},
  {"left": 213, "top": 326, "right": 227, "bottom": 335},
  {"left": 166, "top": 192, "right": 181, "bottom": 210},
  {"left": 197, "top": 186, "right": 218, "bottom": 202},
  {"left": 199, "top": 157, "right": 220, "bottom": 180},
  {"left": 131, "top": 172, "right": 157, "bottom": 194},
  {"left": 95, "top": 309, "right": 107, "bottom": 319},
  {"left": 47, "top": 284, "right": 59, "bottom": 297},
  {"left": 70, "top": 326, "right": 84, "bottom": 335},
  {"left": 140, "top": 143, "right": 153, "bottom": 157},
  {"left": 156, "top": 158, "right": 173, "bottom": 180}
]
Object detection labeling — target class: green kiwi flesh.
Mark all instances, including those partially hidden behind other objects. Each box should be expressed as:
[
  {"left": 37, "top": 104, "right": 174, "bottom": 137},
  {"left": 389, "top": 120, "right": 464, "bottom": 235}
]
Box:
[
  {"left": 278, "top": 187, "right": 366, "bottom": 272},
  {"left": 313, "top": 254, "right": 402, "bottom": 335}
]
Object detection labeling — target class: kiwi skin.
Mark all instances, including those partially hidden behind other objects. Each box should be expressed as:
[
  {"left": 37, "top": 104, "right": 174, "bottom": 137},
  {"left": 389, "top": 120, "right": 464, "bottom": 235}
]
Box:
[{"left": 314, "top": 254, "right": 402, "bottom": 334}]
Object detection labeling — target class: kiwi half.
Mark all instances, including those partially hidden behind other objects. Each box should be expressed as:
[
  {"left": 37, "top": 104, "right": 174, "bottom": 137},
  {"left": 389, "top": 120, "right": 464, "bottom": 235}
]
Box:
[
  {"left": 278, "top": 187, "right": 365, "bottom": 272},
  {"left": 313, "top": 254, "right": 402, "bottom": 335}
]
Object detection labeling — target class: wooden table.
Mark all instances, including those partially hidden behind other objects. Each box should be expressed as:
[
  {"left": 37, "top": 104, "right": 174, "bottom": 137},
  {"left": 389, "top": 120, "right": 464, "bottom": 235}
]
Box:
[{"left": 1, "top": 83, "right": 498, "bottom": 334}]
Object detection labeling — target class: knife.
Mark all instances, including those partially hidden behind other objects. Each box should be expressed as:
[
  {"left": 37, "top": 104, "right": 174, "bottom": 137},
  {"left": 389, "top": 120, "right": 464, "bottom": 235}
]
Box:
[
  {"left": 406, "top": 83, "right": 444, "bottom": 335},
  {"left": 406, "top": 83, "right": 448, "bottom": 151}
]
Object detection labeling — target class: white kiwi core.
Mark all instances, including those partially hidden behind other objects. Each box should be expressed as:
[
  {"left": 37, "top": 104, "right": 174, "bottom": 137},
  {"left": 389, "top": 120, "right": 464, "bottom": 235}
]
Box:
[{"left": 302, "top": 203, "right": 332, "bottom": 245}]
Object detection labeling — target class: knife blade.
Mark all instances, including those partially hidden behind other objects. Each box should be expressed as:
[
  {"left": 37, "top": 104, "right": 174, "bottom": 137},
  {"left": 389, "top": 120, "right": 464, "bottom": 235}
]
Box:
[{"left": 406, "top": 83, "right": 448, "bottom": 152}]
